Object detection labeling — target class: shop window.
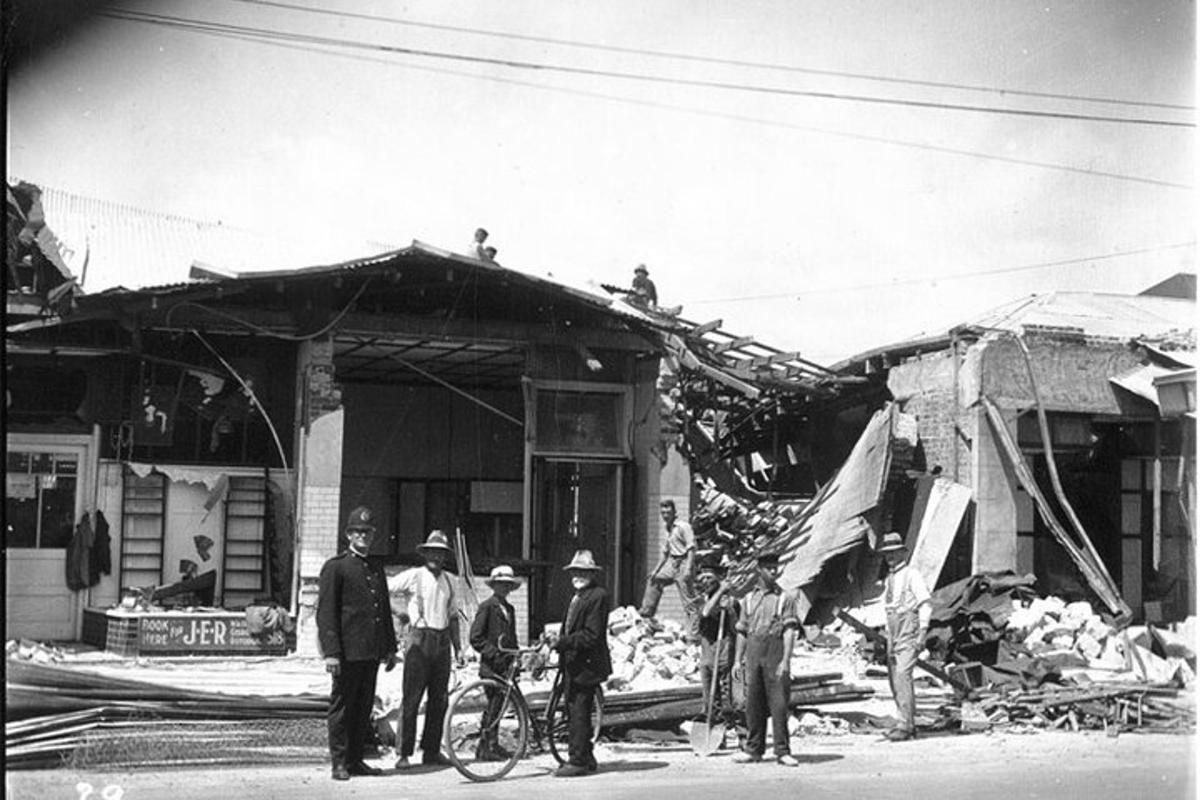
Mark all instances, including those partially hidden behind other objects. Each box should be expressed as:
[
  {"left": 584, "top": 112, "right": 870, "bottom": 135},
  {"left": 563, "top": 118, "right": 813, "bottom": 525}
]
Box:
[
  {"left": 534, "top": 389, "right": 626, "bottom": 456},
  {"left": 4, "top": 451, "right": 78, "bottom": 548}
]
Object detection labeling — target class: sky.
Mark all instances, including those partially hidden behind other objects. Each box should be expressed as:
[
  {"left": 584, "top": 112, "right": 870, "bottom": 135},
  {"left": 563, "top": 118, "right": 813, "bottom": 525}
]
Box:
[{"left": 7, "top": 0, "right": 1196, "bottom": 363}]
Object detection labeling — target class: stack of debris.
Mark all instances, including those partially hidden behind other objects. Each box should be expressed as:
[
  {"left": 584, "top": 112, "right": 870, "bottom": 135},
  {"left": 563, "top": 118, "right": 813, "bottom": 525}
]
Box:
[
  {"left": 6, "top": 639, "right": 67, "bottom": 664},
  {"left": 691, "top": 484, "right": 808, "bottom": 575},
  {"left": 956, "top": 683, "right": 1195, "bottom": 734},
  {"left": 607, "top": 607, "right": 700, "bottom": 691},
  {"left": 926, "top": 572, "right": 1196, "bottom": 691}
]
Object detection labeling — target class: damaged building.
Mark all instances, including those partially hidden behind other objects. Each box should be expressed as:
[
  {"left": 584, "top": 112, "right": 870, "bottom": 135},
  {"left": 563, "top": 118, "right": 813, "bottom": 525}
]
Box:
[{"left": 830, "top": 281, "right": 1196, "bottom": 623}]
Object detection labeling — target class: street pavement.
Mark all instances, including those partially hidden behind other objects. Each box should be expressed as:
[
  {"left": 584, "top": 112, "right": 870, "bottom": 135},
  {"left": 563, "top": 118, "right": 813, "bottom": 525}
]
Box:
[{"left": 7, "top": 729, "right": 1194, "bottom": 800}]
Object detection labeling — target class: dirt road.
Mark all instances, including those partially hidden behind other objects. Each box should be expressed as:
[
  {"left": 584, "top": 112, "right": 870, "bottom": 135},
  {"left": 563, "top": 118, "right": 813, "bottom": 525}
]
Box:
[{"left": 8, "top": 729, "right": 1193, "bottom": 800}]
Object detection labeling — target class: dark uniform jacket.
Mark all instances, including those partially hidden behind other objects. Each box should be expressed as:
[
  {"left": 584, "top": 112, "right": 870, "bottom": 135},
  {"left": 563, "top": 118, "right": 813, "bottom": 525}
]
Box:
[
  {"left": 470, "top": 594, "right": 519, "bottom": 679},
  {"left": 555, "top": 584, "right": 612, "bottom": 687},
  {"left": 317, "top": 550, "right": 397, "bottom": 662}
]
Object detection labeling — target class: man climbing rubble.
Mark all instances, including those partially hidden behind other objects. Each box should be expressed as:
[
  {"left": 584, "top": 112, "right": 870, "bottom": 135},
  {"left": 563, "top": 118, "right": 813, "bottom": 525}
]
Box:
[
  {"left": 880, "top": 531, "right": 931, "bottom": 742},
  {"left": 639, "top": 499, "right": 699, "bottom": 631}
]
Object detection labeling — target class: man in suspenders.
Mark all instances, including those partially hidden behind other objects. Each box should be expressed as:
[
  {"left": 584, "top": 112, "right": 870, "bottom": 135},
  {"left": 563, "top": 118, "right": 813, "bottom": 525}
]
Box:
[
  {"left": 732, "top": 552, "right": 800, "bottom": 766},
  {"left": 880, "top": 531, "right": 931, "bottom": 742}
]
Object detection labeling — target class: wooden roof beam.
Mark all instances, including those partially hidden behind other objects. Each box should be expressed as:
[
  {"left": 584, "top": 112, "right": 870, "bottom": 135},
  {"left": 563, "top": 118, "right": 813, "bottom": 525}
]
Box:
[
  {"left": 713, "top": 336, "right": 756, "bottom": 355},
  {"left": 690, "top": 319, "right": 724, "bottom": 337}
]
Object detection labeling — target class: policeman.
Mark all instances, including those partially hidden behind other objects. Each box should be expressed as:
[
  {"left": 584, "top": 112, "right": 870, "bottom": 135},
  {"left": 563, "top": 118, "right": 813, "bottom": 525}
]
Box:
[{"left": 317, "top": 506, "right": 398, "bottom": 781}]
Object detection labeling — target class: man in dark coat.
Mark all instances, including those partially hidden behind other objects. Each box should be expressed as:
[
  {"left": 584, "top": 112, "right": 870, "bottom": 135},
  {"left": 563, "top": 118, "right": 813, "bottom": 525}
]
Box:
[
  {"left": 552, "top": 549, "right": 612, "bottom": 777},
  {"left": 317, "top": 506, "right": 398, "bottom": 781},
  {"left": 469, "top": 564, "right": 521, "bottom": 760}
]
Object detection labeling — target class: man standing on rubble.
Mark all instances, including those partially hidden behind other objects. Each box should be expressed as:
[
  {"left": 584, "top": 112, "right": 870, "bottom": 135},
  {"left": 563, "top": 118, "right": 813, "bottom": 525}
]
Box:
[
  {"left": 880, "top": 531, "right": 931, "bottom": 742},
  {"left": 639, "top": 499, "right": 698, "bottom": 629},
  {"left": 733, "top": 552, "right": 800, "bottom": 766},
  {"left": 317, "top": 506, "right": 398, "bottom": 782},
  {"left": 390, "top": 530, "right": 463, "bottom": 768}
]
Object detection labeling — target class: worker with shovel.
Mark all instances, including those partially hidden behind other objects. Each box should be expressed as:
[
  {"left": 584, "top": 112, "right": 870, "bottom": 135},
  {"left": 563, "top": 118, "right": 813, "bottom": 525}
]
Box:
[
  {"left": 733, "top": 552, "right": 800, "bottom": 767},
  {"left": 692, "top": 560, "right": 740, "bottom": 755},
  {"left": 880, "top": 531, "right": 931, "bottom": 742}
]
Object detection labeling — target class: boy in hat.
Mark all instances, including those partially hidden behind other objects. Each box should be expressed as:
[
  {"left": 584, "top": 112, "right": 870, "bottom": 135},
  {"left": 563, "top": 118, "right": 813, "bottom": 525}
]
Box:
[
  {"left": 389, "top": 530, "right": 462, "bottom": 767},
  {"left": 317, "top": 506, "right": 398, "bottom": 781},
  {"left": 469, "top": 565, "right": 522, "bottom": 760},
  {"left": 470, "top": 227, "right": 489, "bottom": 259},
  {"left": 879, "top": 531, "right": 931, "bottom": 742},
  {"left": 733, "top": 552, "right": 800, "bottom": 766},
  {"left": 630, "top": 264, "right": 658, "bottom": 308},
  {"left": 552, "top": 550, "right": 612, "bottom": 777},
  {"left": 697, "top": 560, "right": 740, "bottom": 742}
]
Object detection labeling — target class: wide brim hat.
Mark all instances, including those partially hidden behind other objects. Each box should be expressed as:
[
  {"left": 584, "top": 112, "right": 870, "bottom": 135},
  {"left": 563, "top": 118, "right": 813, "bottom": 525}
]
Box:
[
  {"left": 879, "top": 532, "right": 908, "bottom": 553},
  {"left": 485, "top": 565, "right": 522, "bottom": 587},
  {"left": 563, "top": 549, "right": 603, "bottom": 572},
  {"left": 417, "top": 529, "right": 454, "bottom": 553},
  {"left": 634, "top": 264, "right": 649, "bottom": 275}
]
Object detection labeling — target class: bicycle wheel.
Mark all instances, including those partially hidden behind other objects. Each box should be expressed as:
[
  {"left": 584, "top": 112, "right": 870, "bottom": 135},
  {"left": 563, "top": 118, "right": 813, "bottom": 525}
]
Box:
[
  {"left": 443, "top": 678, "right": 529, "bottom": 782},
  {"left": 546, "top": 680, "right": 605, "bottom": 766}
]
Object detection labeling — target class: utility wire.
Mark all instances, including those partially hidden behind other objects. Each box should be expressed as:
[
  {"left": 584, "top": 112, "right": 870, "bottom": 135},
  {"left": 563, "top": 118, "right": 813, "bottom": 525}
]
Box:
[
  {"left": 101, "top": 8, "right": 1193, "bottom": 129},
  {"left": 128, "top": 20, "right": 1192, "bottom": 191},
  {"left": 227, "top": 0, "right": 1194, "bottom": 113},
  {"left": 681, "top": 242, "right": 1197, "bottom": 303}
]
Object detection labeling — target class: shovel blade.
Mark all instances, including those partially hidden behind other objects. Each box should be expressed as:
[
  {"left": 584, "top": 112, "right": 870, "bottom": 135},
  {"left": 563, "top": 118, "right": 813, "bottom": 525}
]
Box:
[{"left": 689, "top": 722, "right": 727, "bottom": 756}]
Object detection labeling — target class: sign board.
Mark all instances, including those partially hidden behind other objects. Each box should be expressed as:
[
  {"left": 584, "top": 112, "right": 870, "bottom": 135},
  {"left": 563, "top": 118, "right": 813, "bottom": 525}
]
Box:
[{"left": 137, "top": 613, "right": 286, "bottom": 653}]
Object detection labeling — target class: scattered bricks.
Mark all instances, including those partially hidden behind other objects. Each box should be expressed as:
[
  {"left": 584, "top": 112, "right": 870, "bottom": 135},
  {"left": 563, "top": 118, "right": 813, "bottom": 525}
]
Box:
[{"left": 960, "top": 701, "right": 991, "bottom": 732}]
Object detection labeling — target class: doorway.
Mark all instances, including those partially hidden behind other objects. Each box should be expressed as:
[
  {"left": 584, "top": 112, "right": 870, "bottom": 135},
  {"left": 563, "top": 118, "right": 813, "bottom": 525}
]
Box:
[
  {"left": 530, "top": 459, "right": 623, "bottom": 633},
  {"left": 5, "top": 433, "right": 96, "bottom": 640}
]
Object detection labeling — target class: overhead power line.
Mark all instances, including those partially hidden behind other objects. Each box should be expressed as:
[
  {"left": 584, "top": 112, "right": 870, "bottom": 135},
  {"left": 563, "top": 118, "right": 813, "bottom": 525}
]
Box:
[
  {"left": 682, "top": 242, "right": 1198, "bottom": 303},
  {"left": 113, "top": 17, "right": 1192, "bottom": 191},
  {"left": 102, "top": 8, "right": 1194, "bottom": 129},
  {"left": 227, "top": 0, "right": 1194, "bottom": 113}
]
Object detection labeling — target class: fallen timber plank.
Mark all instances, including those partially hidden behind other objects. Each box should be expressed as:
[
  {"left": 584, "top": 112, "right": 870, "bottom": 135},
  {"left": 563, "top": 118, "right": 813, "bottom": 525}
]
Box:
[{"left": 601, "top": 684, "right": 873, "bottom": 730}]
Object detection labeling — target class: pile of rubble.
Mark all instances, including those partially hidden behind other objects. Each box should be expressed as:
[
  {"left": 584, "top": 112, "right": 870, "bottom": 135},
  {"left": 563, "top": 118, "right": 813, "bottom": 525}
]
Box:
[
  {"left": 6, "top": 639, "right": 67, "bottom": 664},
  {"left": 1007, "top": 597, "right": 1195, "bottom": 687},
  {"left": 690, "top": 483, "right": 807, "bottom": 573},
  {"left": 607, "top": 607, "right": 700, "bottom": 691}
]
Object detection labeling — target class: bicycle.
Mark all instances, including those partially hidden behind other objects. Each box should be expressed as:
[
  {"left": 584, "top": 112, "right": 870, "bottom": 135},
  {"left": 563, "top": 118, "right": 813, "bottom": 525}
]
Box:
[{"left": 442, "top": 642, "right": 604, "bottom": 782}]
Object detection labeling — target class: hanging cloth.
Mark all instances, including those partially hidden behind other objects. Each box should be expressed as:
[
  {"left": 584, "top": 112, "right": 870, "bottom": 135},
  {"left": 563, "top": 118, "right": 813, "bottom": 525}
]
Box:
[{"left": 66, "top": 513, "right": 94, "bottom": 591}]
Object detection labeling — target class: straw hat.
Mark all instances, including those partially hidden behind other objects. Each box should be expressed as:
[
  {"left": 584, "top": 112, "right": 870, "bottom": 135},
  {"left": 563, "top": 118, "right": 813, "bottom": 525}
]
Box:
[
  {"left": 879, "top": 532, "right": 908, "bottom": 553},
  {"left": 563, "top": 549, "right": 602, "bottom": 572},
  {"left": 417, "top": 529, "right": 453, "bottom": 553},
  {"left": 485, "top": 565, "right": 522, "bottom": 587}
]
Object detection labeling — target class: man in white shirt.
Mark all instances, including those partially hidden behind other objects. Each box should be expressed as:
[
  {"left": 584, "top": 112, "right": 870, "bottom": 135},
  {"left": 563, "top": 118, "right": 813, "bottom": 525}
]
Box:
[
  {"left": 639, "top": 500, "right": 698, "bottom": 629},
  {"left": 879, "top": 531, "right": 931, "bottom": 742},
  {"left": 389, "top": 530, "right": 463, "bottom": 767}
]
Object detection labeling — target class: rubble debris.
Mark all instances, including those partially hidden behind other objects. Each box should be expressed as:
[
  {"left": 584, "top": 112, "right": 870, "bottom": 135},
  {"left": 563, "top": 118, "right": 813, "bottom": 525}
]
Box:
[{"left": 6, "top": 639, "right": 67, "bottom": 664}]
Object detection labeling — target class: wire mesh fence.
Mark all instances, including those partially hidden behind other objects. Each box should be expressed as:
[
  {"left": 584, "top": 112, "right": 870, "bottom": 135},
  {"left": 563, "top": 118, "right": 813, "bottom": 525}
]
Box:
[{"left": 67, "top": 717, "right": 328, "bottom": 770}]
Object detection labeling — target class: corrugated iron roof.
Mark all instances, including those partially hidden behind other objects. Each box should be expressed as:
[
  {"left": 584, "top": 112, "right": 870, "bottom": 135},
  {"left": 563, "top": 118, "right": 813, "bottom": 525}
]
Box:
[
  {"left": 834, "top": 290, "right": 1196, "bottom": 372},
  {"left": 17, "top": 181, "right": 400, "bottom": 293}
]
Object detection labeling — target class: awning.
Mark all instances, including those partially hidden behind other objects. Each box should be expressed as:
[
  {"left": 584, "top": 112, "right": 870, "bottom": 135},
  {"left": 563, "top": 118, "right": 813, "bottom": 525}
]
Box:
[{"left": 1109, "top": 363, "right": 1177, "bottom": 408}]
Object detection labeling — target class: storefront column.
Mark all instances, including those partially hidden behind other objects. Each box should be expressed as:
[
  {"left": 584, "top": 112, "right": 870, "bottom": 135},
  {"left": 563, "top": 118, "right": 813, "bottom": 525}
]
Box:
[
  {"left": 972, "top": 405, "right": 1019, "bottom": 572},
  {"left": 293, "top": 337, "right": 344, "bottom": 656}
]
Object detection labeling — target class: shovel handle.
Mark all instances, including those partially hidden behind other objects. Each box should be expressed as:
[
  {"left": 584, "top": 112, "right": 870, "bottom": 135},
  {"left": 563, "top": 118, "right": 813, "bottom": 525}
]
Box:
[{"left": 704, "top": 607, "right": 726, "bottom": 728}]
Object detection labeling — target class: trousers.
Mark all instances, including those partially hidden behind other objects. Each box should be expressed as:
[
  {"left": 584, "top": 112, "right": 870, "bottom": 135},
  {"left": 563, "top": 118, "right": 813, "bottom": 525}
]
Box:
[
  {"left": 327, "top": 660, "right": 379, "bottom": 769},
  {"left": 639, "top": 556, "right": 698, "bottom": 629},
  {"left": 564, "top": 678, "right": 598, "bottom": 767},
  {"left": 400, "top": 627, "right": 452, "bottom": 757},
  {"left": 744, "top": 633, "right": 790, "bottom": 757},
  {"left": 887, "top": 609, "right": 921, "bottom": 732},
  {"left": 699, "top": 638, "right": 738, "bottom": 727}
]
